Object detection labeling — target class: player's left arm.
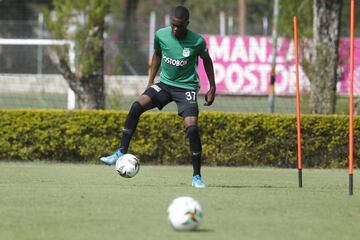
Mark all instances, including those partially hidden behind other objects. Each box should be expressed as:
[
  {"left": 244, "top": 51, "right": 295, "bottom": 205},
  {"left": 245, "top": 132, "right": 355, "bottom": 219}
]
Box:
[{"left": 200, "top": 51, "right": 216, "bottom": 106}]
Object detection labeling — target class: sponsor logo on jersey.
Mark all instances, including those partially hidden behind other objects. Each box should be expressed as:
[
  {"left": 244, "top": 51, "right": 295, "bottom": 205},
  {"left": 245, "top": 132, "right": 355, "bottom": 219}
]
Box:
[
  {"left": 182, "top": 48, "right": 190, "bottom": 57},
  {"left": 163, "top": 55, "right": 188, "bottom": 67}
]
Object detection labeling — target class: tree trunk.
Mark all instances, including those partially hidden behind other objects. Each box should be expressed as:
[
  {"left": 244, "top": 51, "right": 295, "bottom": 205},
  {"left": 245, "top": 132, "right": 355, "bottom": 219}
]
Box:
[
  {"left": 79, "top": 74, "right": 105, "bottom": 109},
  {"left": 46, "top": 0, "right": 109, "bottom": 110},
  {"left": 310, "top": 0, "right": 341, "bottom": 114},
  {"left": 78, "top": 23, "right": 105, "bottom": 109},
  {"left": 65, "top": 25, "right": 105, "bottom": 109}
]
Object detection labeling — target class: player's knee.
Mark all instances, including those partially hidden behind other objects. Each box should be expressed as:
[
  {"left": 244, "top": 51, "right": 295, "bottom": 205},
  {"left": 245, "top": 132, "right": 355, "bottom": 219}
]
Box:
[
  {"left": 186, "top": 125, "right": 199, "bottom": 137},
  {"left": 186, "top": 125, "right": 202, "bottom": 152},
  {"left": 129, "top": 101, "right": 144, "bottom": 118}
]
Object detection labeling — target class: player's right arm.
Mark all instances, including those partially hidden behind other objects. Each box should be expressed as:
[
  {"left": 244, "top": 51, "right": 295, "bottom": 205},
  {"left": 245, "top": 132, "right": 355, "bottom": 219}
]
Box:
[
  {"left": 147, "top": 31, "right": 162, "bottom": 89},
  {"left": 147, "top": 50, "right": 161, "bottom": 88}
]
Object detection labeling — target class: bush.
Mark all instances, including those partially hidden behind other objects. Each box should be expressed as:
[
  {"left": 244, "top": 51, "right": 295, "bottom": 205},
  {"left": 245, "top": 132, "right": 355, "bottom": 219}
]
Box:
[{"left": 0, "top": 109, "right": 359, "bottom": 167}]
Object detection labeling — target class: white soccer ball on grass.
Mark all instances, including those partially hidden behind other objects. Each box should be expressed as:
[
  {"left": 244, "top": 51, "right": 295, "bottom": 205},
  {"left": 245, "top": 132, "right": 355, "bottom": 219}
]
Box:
[
  {"left": 167, "top": 196, "right": 203, "bottom": 231},
  {"left": 115, "top": 154, "right": 140, "bottom": 178}
]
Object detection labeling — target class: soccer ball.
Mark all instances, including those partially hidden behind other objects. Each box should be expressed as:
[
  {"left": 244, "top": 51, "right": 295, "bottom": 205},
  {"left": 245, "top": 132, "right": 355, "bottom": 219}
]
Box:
[
  {"left": 115, "top": 154, "right": 140, "bottom": 178},
  {"left": 167, "top": 196, "right": 203, "bottom": 231}
]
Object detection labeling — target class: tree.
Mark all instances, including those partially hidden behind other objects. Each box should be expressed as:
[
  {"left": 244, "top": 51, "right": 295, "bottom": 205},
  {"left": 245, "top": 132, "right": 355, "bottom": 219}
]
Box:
[
  {"left": 278, "top": 0, "right": 313, "bottom": 38},
  {"left": 303, "top": 0, "right": 342, "bottom": 114},
  {"left": 278, "top": 0, "right": 342, "bottom": 114},
  {"left": 45, "top": 0, "right": 112, "bottom": 109},
  {"left": 116, "top": 0, "right": 148, "bottom": 75}
]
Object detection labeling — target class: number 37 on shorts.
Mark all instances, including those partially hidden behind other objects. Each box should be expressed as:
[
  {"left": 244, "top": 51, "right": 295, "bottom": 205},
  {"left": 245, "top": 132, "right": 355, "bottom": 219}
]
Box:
[{"left": 185, "top": 91, "right": 196, "bottom": 101}]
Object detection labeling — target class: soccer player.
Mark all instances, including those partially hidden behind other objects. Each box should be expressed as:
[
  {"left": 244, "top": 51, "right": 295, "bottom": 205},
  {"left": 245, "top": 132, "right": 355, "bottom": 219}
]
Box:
[{"left": 100, "top": 5, "right": 216, "bottom": 188}]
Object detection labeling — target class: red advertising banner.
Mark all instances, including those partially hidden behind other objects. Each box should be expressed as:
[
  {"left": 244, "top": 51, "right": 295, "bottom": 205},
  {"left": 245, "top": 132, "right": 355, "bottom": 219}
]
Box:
[{"left": 198, "top": 36, "right": 360, "bottom": 96}]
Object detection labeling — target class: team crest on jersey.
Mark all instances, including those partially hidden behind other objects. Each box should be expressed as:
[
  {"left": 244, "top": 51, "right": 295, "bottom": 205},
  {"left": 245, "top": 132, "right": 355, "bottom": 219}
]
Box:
[{"left": 182, "top": 48, "right": 190, "bottom": 57}]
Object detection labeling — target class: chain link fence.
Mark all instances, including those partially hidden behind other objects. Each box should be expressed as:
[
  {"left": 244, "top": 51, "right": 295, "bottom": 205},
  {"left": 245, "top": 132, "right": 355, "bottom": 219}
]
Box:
[{"left": 0, "top": 12, "right": 356, "bottom": 114}]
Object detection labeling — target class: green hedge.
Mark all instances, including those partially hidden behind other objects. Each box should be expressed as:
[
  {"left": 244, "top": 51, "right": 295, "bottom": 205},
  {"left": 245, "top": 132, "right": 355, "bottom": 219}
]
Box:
[{"left": 0, "top": 109, "right": 359, "bottom": 167}]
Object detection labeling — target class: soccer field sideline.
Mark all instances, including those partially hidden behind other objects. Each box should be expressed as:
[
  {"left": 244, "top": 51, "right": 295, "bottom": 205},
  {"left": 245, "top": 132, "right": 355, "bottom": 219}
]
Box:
[{"left": 0, "top": 162, "right": 359, "bottom": 240}]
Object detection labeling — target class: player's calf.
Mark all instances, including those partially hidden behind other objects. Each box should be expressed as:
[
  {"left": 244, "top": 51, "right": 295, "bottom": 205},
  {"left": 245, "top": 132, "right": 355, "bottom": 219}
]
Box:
[{"left": 186, "top": 125, "right": 204, "bottom": 187}]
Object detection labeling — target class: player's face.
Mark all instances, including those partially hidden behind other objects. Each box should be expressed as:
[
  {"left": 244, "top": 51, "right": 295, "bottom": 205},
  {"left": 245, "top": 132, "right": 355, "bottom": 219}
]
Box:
[{"left": 170, "top": 17, "right": 189, "bottom": 38}]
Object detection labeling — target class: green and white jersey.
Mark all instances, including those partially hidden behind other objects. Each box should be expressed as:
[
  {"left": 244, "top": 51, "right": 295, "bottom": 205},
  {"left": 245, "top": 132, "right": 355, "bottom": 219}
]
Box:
[{"left": 154, "top": 26, "right": 208, "bottom": 91}]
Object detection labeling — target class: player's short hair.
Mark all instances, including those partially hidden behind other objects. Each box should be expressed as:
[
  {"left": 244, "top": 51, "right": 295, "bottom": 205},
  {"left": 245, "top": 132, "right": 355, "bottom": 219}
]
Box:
[{"left": 172, "top": 6, "right": 190, "bottom": 21}]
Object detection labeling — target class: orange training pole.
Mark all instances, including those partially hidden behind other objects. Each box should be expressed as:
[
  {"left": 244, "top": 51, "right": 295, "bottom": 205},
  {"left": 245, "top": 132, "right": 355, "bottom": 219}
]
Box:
[
  {"left": 294, "top": 16, "right": 302, "bottom": 188},
  {"left": 349, "top": 0, "right": 355, "bottom": 195}
]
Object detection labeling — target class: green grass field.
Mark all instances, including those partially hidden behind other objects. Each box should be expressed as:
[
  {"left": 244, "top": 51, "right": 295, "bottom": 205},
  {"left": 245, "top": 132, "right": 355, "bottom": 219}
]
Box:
[{"left": 0, "top": 162, "right": 359, "bottom": 240}]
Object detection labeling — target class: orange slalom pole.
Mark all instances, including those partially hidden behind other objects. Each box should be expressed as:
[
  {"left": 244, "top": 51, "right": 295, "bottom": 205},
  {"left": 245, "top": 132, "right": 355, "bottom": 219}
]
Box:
[
  {"left": 294, "top": 16, "right": 302, "bottom": 188},
  {"left": 349, "top": 0, "right": 355, "bottom": 195}
]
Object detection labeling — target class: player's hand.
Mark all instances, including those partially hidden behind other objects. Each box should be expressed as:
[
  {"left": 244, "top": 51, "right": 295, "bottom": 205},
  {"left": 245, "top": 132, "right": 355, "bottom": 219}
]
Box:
[
  {"left": 204, "top": 87, "right": 216, "bottom": 106},
  {"left": 146, "top": 82, "right": 154, "bottom": 90}
]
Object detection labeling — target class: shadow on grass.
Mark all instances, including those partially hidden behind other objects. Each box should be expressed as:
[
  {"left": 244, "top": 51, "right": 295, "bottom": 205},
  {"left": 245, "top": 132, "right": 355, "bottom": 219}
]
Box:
[
  {"left": 194, "top": 228, "right": 215, "bottom": 233},
  {"left": 208, "top": 185, "right": 293, "bottom": 189},
  {"left": 175, "top": 228, "right": 214, "bottom": 233}
]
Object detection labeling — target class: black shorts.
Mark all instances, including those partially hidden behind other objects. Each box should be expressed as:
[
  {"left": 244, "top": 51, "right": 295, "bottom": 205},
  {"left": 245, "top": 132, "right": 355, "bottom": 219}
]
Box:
[{"left": 143, "top": 82, "right": 199, "bottom": 117}]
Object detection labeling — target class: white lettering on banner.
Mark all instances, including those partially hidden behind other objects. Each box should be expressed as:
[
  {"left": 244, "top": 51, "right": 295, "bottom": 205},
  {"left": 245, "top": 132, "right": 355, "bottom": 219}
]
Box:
[
  {"left": 210, "top": 62, "right": 307, "bottom": 95},
  {"left": 220, "top": 63, "right": 267, "bottom": 94},
  {"left": 273, "top": 65, "right": 289, "bottom": 93},
  {"left": 197, "top": 36, "right": 360, "bottom": 95},
  {"left": 230, "top": 38, "right": 248, "bottom": 62},
  {"left": 276, "top": 38, "right": 285, "bottom": 63},
  {"left": 209, "top": 36, "right": 230, "bottom": 61},
  {"left": 286, "top": 41, "right": 295, "bottom": 62},
  {"left": 249, "top": 37, "right": 267, "bottom": 62},
  {"left": 243, "top": 64, "right": 259, "bottom": 93},
  {"left": 258, "top": 64, "right": 272, "bottom": 92},
  {"left": 213, "top": 63, "right": 225, "bottom": 85},
  {"left": 267, "top": 38, "right": 285, "bottom": 64},
  {"left": 354, "top": 66, "right": 360, "bottom": 84},
  {"left": 346, "top": 66, "right": 360, "bottom": 94},
  {"left": 225, "top": 64, "right": 244, "bottom": 92},
  {"left": 336, "top": 66, "right": 360, "bottom": 95},
  {"left": 200, "top": 36, "right": 360, "bottom": 96}
]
